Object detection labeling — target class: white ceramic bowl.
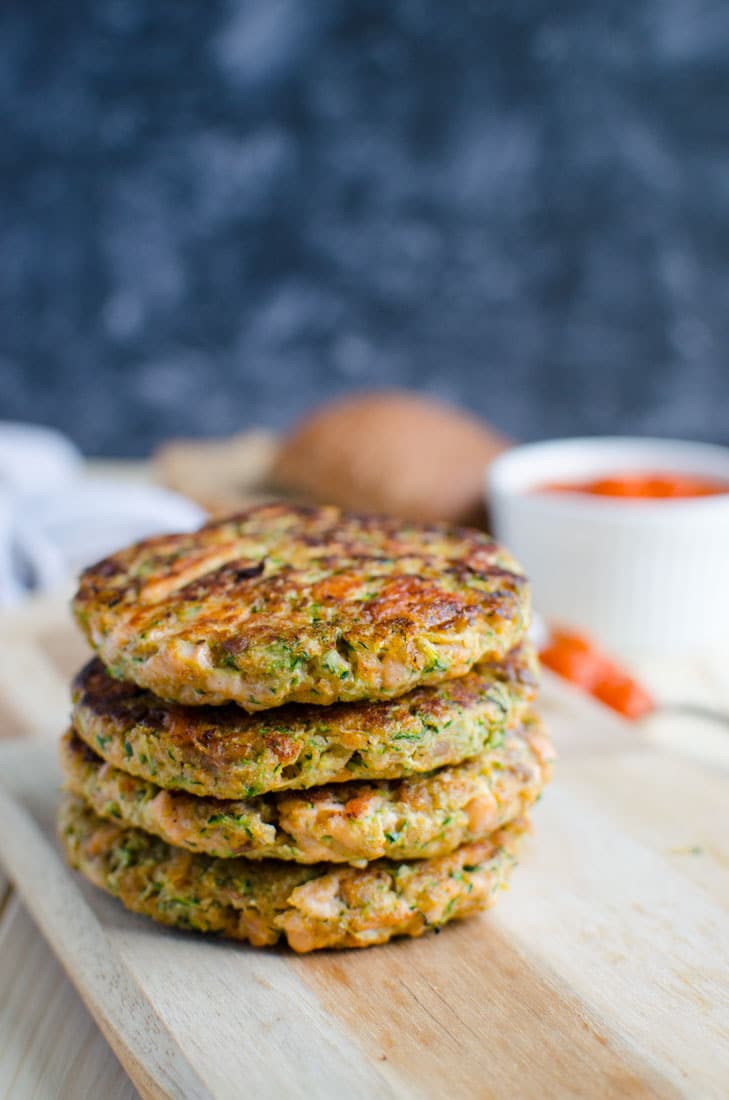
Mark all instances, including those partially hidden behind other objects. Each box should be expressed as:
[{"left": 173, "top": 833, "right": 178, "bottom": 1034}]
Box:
[{"left": 487, "top": 437, "right": 729, "bottom": 652}]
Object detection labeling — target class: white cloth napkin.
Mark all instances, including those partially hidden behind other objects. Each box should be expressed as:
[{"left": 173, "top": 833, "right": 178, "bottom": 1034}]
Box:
[{"left": 0, "top": 422, "right": 205, "bottom": 606}]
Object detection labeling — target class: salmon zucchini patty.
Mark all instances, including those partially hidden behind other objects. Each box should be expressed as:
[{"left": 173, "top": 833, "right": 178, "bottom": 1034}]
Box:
[
  {"left": 73, "top": 504, "right": 529, "bottom": 710},
  {"left": 59, "top": 795, "right": 525, "bottom": 952},
  {"left": 60, "top": 715, "right": 552, "bottom": 864},
  {"left": 71, "top": 645, "right": 538, "bottom": 798}
]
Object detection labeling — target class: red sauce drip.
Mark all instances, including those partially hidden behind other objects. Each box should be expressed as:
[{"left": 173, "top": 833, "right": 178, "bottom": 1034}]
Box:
[
  {"left": 540, "top": 629, "right": 655, "bottom": 721},
  {"left": 539, "top": 472, "right": 729, "bottom": 499}
]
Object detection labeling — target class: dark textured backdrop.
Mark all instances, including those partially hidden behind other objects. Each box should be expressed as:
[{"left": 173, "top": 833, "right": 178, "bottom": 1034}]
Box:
[{"left": 1, "top": 0, "right": 728, "bottom": 456}]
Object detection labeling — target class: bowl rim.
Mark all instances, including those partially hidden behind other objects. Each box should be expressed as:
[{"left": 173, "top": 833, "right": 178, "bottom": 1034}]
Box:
[{"left": 486, "top": 436, "right": 729, "bottom": 517}]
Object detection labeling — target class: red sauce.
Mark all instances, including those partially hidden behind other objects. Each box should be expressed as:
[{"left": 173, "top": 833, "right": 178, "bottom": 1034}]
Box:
[
  {"left": 540, "top": 629, "right": 655, "bottom": 720},
  {"left": 539, "top": 471, "right": 729, "bottom": 500}
]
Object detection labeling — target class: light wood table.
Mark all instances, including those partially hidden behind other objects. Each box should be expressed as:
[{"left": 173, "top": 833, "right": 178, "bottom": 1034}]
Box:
[
  {"left": 0, "top": 459, "right": 155, "bottom": 1100},
  {"left": 1, "top": 468, "right": 728, "bottom": 1098},
  {"left": 0, "top": 595, "right": 137, "bottom": 1099}
]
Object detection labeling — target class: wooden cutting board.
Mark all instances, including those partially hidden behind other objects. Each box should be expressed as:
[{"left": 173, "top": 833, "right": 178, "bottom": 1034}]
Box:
[{"left": 0, "top": 631, "right": 728, "bottom": 1100}]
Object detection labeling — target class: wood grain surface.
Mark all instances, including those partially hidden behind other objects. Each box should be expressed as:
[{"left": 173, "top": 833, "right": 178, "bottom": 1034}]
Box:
[
  {"left": 0, "top": 609, "right": 727, "bottom": 1100},
  {"left": 0, "top": 893, "right": 136, "bottom": 1100}
]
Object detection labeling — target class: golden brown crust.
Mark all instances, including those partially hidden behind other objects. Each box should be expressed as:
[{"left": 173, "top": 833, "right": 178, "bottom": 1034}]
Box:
[
  {"left": 71, "top": 645, "right": 539, "bottom": 797},
  {"left": 60, "top": 716, "right": 552, "bottom": 863},
  {"left": 58, "top": 795, "right": 525, "bottom": 952},
  {"left": 72, "top": 504, "right": 529, "bottom": 710}
]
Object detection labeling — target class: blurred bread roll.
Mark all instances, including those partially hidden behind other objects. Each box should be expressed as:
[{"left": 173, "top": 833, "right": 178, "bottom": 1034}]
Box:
[{"left": 271, "top": 390, "right": 510, "bottom": 527}]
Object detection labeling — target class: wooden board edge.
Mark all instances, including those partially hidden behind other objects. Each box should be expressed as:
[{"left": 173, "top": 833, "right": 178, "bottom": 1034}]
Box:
[{"left": 0, "top": 778, "right": 212, "bottom": 1100}]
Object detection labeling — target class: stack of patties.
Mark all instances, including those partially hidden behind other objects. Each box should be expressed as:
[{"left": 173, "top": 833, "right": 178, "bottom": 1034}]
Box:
[{"left": 59, "top": 504, "right": 553, "bottom": 953}]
